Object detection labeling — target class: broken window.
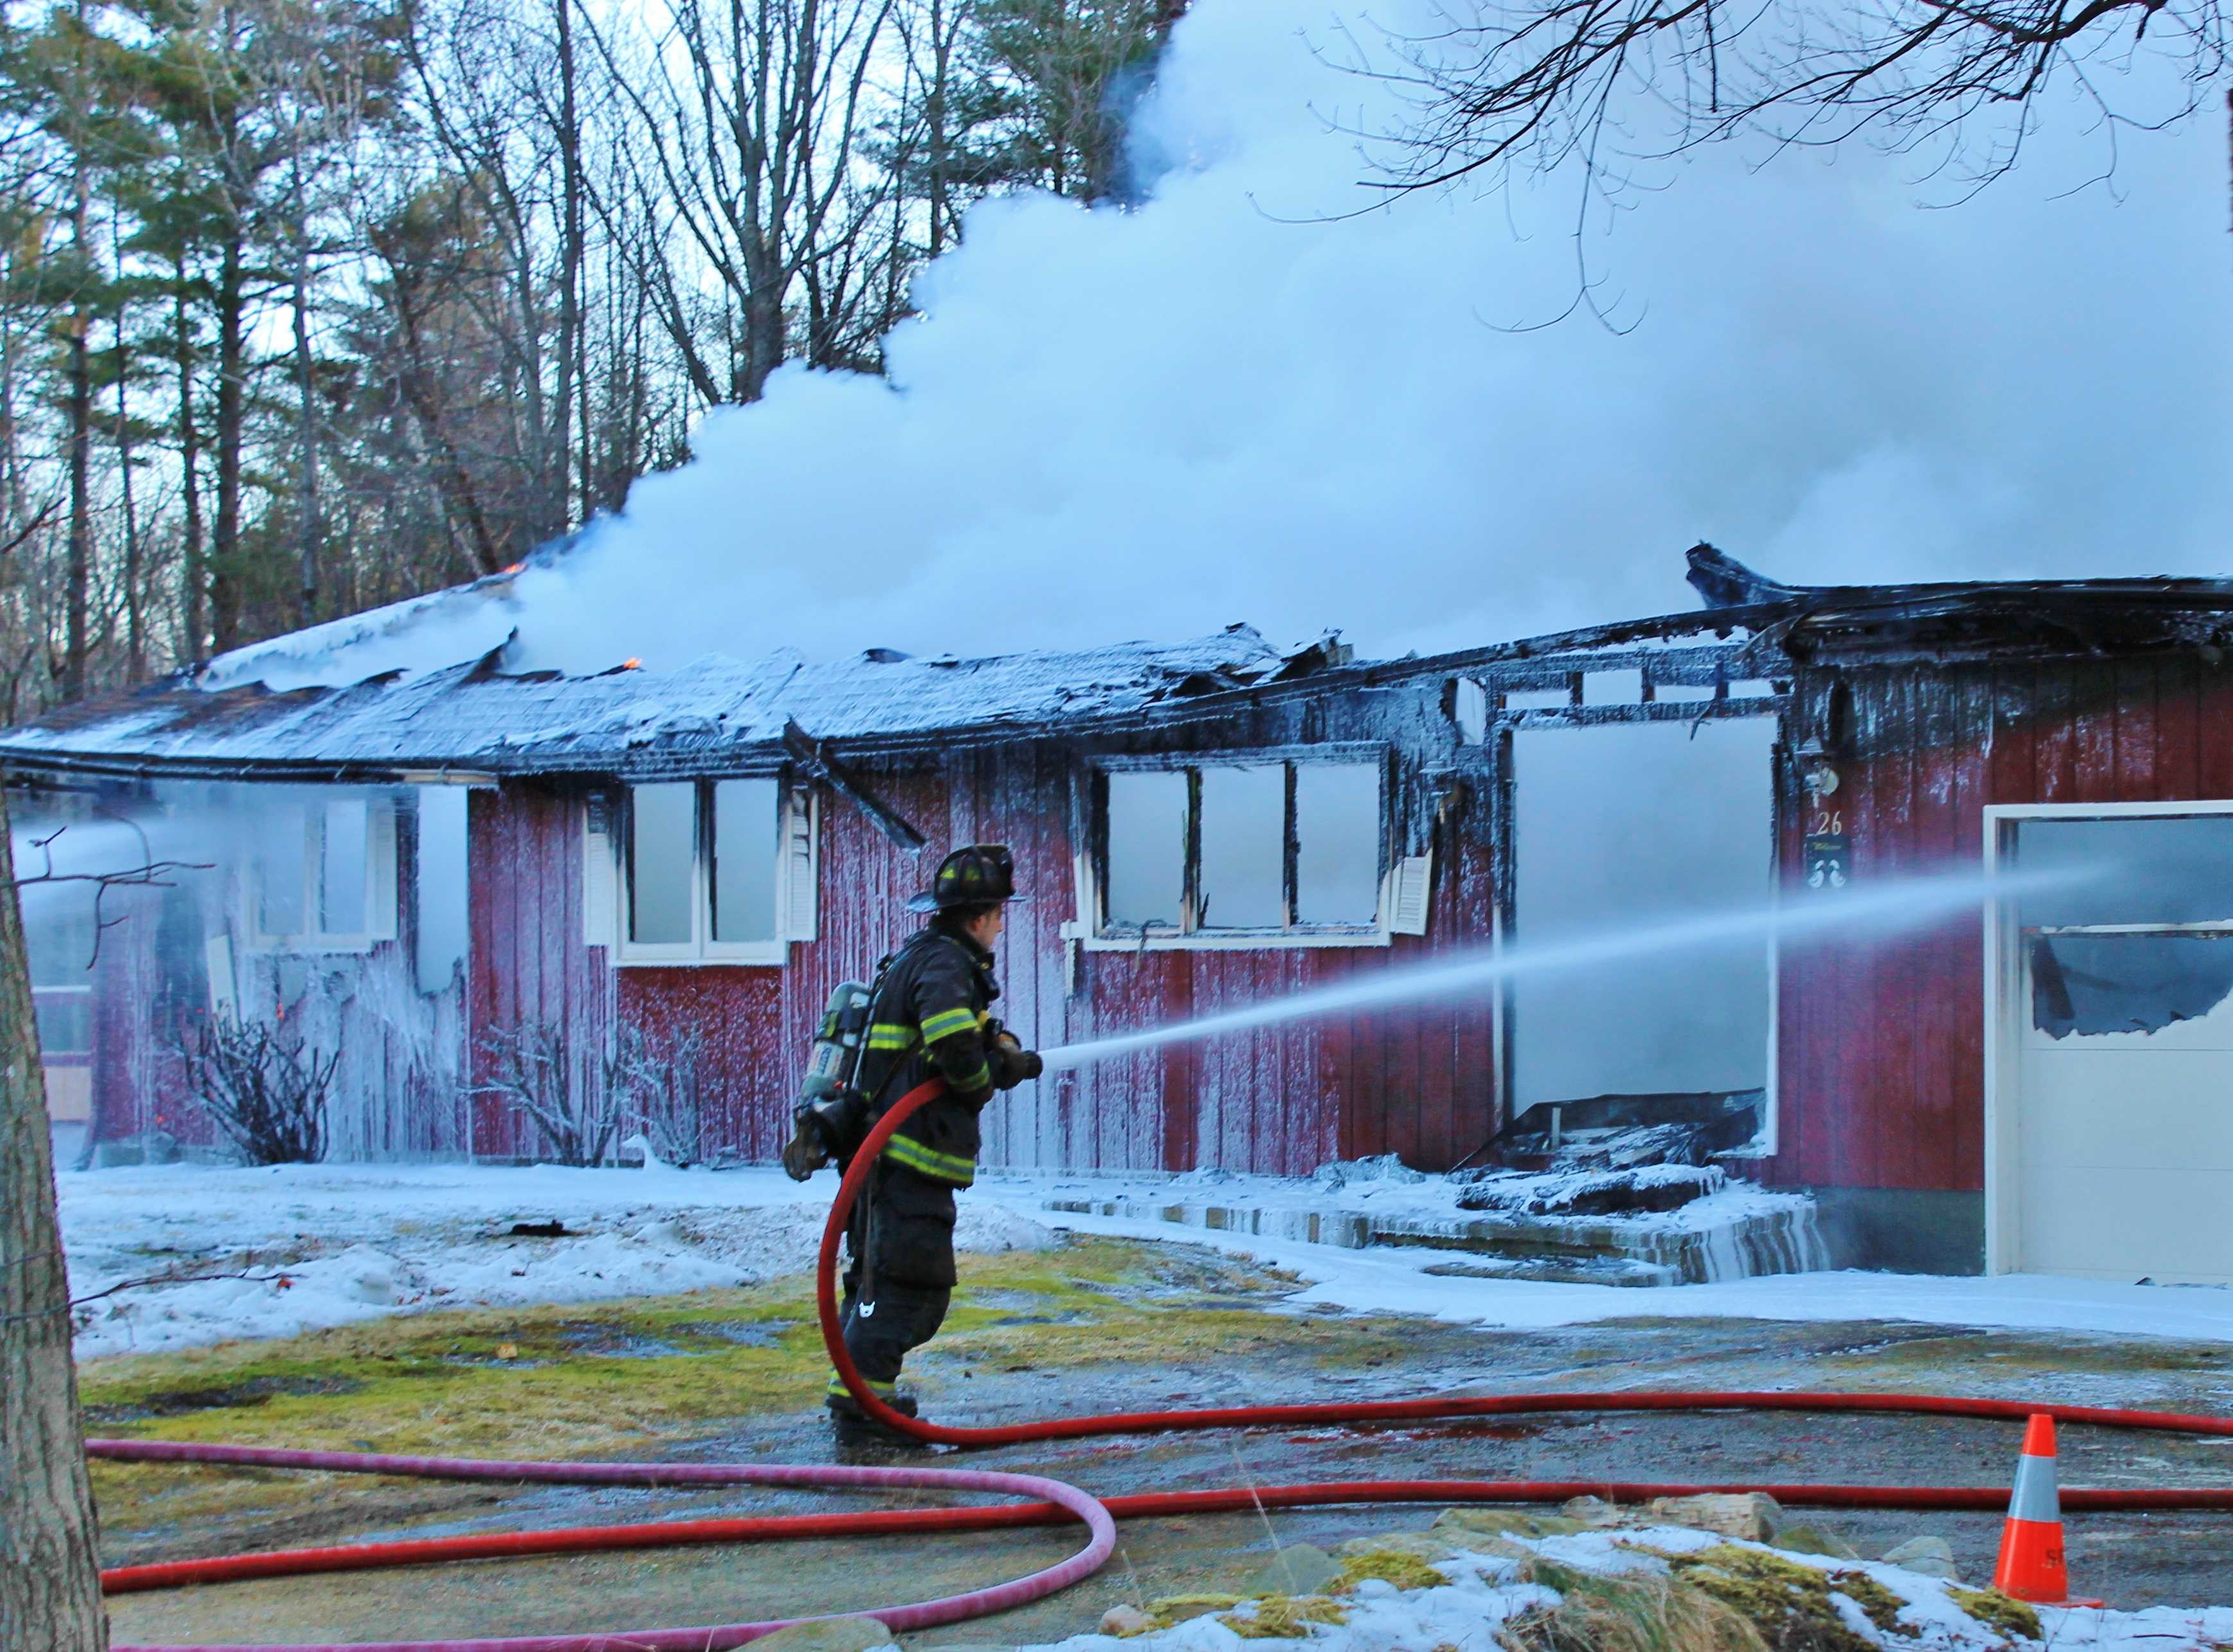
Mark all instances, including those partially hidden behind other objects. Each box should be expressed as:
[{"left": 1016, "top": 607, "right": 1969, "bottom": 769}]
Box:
[
  {"left": 27, "top": 899, "right": 94, "bottom": 1055},
  {"left": 620, "top": 779, "right": 802, "bottom": 962},
  {"left": 2031, "top": 934, "right": 2233, "bottom": 1038},
  {"left": 1502, "top": 685, "right": 1573, "bottom": 711},
  {"left": 1197, "top": 765, "right": 1285, "bottom": 929},
  {"left": 711, "top": 779, "right": 780, "bottom": 944},
  {"left": 2015, "top": 814, "right": 2233, "bottom": 1038},
  {"left": 256, "top": 806, "right": 307, "bottom": 937},
  {"left": 1295, "top": 764, "right": 1382, "bottom": 924},
  {"left": 251, "top": 792, "right": 396, "bottom": 950},
  {"left": 320, "top": 798, "right": 368, "bottom": 934},
  {"left": 1583, "top": 669, "right": 1643, "bottom": 706},
  {"left": 415, "top": 787, "right": 470, "bottom": 994},
  {"left": 1104, "top": 771, "right": 1188, "bottom": 930},
  {"left": 1098, "top": 756, "right": 1385, "bottom": 941},
  {"left": 628, "top": 783, "right": 696, "bottom": 946},
  {"left": 1451, "top": 679, "right": 1490, "bottom": 745}
]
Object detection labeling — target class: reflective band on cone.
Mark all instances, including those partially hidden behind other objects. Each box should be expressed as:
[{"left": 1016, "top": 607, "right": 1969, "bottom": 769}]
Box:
[{"left": 1992, "top": 1413, "right": 2104, "bottom": 1608}]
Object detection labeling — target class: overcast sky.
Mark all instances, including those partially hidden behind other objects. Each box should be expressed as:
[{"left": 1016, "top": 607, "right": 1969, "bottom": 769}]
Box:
[{"left": 497, "top": 0, "right": 2233, "bottom": 675}]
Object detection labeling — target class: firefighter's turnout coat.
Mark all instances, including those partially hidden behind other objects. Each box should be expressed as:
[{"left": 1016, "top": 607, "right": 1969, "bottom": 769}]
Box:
[{"left": 849, "top": 920, "right": 1004, "bottom": 1289}]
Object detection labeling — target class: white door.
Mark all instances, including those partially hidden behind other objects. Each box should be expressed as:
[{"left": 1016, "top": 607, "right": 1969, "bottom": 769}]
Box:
[{"left": 2008, "top": 813, "right": 2233, "bottom": 1284}]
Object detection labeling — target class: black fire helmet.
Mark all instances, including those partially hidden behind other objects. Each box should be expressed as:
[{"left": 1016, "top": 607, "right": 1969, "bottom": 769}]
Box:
[{"left": 907, "top": 844, "right": 1030, "bottom": 914}]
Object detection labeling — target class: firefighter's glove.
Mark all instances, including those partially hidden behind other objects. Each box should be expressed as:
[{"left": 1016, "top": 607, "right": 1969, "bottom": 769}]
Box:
[
  {"left": 781, "top": 1110, "right": 830, "bottom": 1181},
  {"left": 992, "top": 1032, "right": 1043, "bottom": 1090}
]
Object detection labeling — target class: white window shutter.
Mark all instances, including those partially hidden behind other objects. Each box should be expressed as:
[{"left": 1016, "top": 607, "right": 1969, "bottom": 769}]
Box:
[
  {"left": 582, "top": 794, "right": 617, "bottom": 948},
  {"left": 366, "top": 801, "right": 400, "bottom": 941},
  {"left": 1389, "top": 853, "right": 1433, "bottom": 936},
  {"left": 782, "top": 785, "right": 817, "bottom": 942}
]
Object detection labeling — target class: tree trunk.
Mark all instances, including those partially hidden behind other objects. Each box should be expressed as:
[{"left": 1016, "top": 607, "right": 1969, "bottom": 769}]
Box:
[
  {"left": 554, "top": 0, "right": 583, "bottom": 541},
  {"left": 114, "top": 275, "right": 142, "bottom": 683},
  {"left": 210, "top": 223, "right": 244, "bottom": 652},
  {"left": 64, "top": 158, "right": 93, "bottom": 703},
  {"left": 290, "top": 209, "right": 320, "bottom": 630},
  {"left": 0, "top": 786, "right": 109, "bottom": 1651},
  {"left": 175, "top": 281, "right": 206, "bottom": 660}
]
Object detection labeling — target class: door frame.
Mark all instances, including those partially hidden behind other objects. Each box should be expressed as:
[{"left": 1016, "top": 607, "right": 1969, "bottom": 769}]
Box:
[
  {"left": 1981, "top": 797, "right": 2233, "bottom": 1274},
  {"left": 1497, "top": 710, "right": 1786, "bottom": 1157}
]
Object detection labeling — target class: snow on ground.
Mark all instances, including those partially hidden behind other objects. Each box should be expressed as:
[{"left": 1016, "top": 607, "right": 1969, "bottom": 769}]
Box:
[
  {"left": 1018, "top": 1526, "right": 2233, "bottom": 1652},
  {"left": 58, "top": 1159, "right": 1052, "bottom": 1358},
  {"left": 53, "top": 1155, "right": 2233, "bottom": 1358}
]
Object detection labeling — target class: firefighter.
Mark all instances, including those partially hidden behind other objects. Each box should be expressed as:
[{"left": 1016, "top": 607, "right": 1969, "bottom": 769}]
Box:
[{"left": 811, "top": 844, "right": 1042, "bottom": 1445}]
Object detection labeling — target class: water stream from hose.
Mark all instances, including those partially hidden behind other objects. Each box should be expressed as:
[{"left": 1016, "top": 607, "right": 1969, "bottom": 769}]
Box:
[{"left": 1037, "top": 869, "right": 2058, "bottom": 1073}]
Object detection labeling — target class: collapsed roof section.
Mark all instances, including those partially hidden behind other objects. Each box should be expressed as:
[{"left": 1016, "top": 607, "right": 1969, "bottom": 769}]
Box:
[{"left": 0, "top": 621, "right": 1351, "bottom": 783}]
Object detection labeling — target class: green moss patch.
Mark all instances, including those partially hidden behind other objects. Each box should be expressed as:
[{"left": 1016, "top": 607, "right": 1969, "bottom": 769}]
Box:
[
  {"left": 1668, "top": 1546, "right": 1905, "bottom": 1652},
  {"left": 1333, "top": 1546, "right": 1450, "bottom": 1592},
  {"left": 1220, "top": 1594, "right": 1350, "bottom": 1638},
  {"left": 1947, "top": 1587, "right": 2042, "bottom": 1642}
]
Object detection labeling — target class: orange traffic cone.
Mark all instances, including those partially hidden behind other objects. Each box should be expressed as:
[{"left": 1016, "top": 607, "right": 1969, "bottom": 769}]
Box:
[{"left": 1991, "top": 1413, "right": 2103, "bottom": 1607}]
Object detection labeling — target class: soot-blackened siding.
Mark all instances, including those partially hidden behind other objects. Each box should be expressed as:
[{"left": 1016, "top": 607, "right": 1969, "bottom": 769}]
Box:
[
  {"left": 465, "top": 682, "right": 1502, "bottom": 1174},
  {"left": 1768, "top": 653, "right": 2233, "bottom": 1197}
]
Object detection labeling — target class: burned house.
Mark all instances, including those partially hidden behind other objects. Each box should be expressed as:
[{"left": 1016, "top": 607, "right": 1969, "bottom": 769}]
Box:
[{"left": 10, "top": 543, "right": 2233, "bottom": 1284}]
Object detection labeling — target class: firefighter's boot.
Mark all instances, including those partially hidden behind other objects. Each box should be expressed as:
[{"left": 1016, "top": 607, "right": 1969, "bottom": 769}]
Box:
[{"left": 826, "top": 1389, "right": 923, "bottom": 1449}]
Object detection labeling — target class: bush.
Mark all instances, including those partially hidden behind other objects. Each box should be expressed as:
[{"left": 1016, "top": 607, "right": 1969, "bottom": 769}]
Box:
[{"left": 178, "top": 1016, "right": 338, "bottom": 1165}]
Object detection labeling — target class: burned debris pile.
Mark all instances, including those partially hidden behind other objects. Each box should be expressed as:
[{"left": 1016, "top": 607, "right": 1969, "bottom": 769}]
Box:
[{"left": 1452, "top": 1088, "right": 1765, "bottom": 1220}]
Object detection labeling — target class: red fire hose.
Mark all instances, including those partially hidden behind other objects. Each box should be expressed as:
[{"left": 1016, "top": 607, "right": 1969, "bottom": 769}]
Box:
[{"left": 88, "top": 1078, "right": 2233, "bottom": 1652}]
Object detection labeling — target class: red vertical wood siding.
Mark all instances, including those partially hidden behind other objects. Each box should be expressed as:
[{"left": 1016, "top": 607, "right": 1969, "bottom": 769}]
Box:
[
  {"left": 1768, "top": 656, "right": 2233, "bottom": 1196},
  {"left": 466, "top": 731, "right": 1500, "bottom": 1175}
]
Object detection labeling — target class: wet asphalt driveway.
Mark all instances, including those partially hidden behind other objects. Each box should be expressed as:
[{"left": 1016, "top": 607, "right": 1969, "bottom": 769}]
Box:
[{"left": 99, "top": 1245, "right": 2233, "bottom": 1648}]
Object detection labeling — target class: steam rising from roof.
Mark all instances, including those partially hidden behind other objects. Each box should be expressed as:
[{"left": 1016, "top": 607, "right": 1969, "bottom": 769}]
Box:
[{"left": 207, "top": 0, "right": 2229, "bottom": 694}]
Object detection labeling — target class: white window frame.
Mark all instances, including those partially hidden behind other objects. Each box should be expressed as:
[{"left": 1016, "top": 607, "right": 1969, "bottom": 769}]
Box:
[
  {"left": 1982, "top": 797, "right": 2233, "bottom": 1274},
  {"left": 1069, "top": 745, "right": 1400, "bottom": 953},
  {"left": 244, "top": 796, "right": 398, "bottom": 954},
  {"left": 609, "top": 778, "right": 816, "bottom": 967}
]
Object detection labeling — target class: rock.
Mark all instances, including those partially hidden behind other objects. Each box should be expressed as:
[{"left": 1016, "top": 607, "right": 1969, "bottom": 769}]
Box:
[
  {"left": 746, "top": 1619, "right": 893, "bottom": 1652},
  {"left": 1098, "top": 1607, "right": 1155, "bottom": 1639},
  {"left": 1772, "top": 1524, "right": 1861, "bottom": 1560},
  {"left": 1245, "top": 1544, "right": 1342, "bottom": 1597},
  {"left": 1335, "top": 1533, "right": 1455, "bottom": 1563},
  {"left": 1432, "top": 1508, "right": 1587, "bottom": 1544},
  {"left": 1643, "top": 1492, "right": 1783, "bottom": 1542},
  {"left": 1881, "top": 1536, "right": 1959, "bottom": 1580},
  {"left": 1559, "top": 1495, "right": 1632, "bottom": 1528}
]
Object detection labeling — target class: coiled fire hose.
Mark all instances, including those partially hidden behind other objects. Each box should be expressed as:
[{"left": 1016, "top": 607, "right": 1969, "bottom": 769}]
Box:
[{"left": 88, "top": 1078, "right": 2233, "bottom": 1652}]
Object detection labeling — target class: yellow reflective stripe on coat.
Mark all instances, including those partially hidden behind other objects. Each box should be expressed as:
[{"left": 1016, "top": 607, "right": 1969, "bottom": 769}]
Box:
[
  {"left": 866, "top": 1023, "right": 916, "bottom": 1051},
  {"left": 919, "top": 1006, "right": 980, "bottom": 1044},
  {"left": 881, "top": 1132, "right": 977, "bottom": 1185}
]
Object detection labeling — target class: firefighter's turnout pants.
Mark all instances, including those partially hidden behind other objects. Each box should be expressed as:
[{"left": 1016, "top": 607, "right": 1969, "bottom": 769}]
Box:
[{"left": 835, "top": 1166, "right": 957, "bottom": 1399}]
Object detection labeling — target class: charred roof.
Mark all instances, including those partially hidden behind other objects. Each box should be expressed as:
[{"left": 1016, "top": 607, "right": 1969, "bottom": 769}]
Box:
[
  {"left": 1686, "top": 543, "right": 2233, "bottom": 663},
  {"left": 0, "top": 625, "right": 1355, "bottom": 783},
  {"left": 9, "top": 545, "right": 2233, "bottom": 783}
]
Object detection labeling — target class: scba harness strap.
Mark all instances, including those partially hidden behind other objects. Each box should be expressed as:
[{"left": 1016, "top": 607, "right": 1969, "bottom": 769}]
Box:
[{"left": 862, "top": 931, "right": 991, "bottom": 1187}]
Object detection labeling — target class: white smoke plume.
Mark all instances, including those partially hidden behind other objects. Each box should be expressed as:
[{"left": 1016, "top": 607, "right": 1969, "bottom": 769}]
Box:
[{"left": 282, "top": 0, "right": 2233, "bottom": 685}]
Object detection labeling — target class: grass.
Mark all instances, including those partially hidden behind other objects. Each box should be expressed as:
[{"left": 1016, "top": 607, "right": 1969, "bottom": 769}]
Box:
[
  {"left": 78, "top": 1236, "right": 1421, "bottom": 1542},
  {"left": 1503, "top": 1565, "right": 1768, "bottom": 1652}
]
